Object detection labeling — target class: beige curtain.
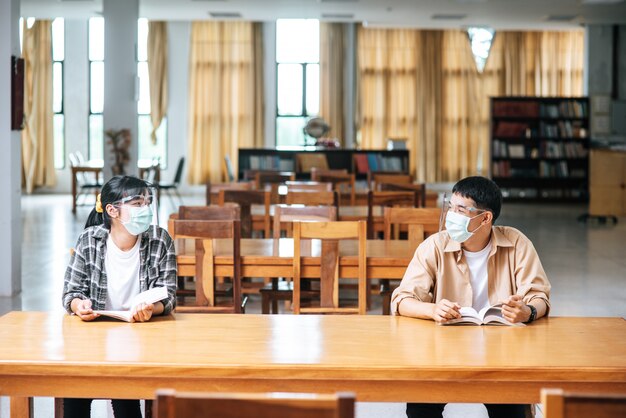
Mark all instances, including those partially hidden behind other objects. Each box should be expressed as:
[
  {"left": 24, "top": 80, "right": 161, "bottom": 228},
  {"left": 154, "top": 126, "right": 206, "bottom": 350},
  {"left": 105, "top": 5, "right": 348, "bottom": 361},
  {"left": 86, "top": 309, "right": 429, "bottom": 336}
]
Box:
[
  {"left": 147, "top": 21, "right": 168, "bottom": 144},
  {"left": 357, "top": 27, "right": 584, "bottom": 182},
  {"left": 21, "top": 20, "right": 56, "bottom": 193},
  {"left": 187, "top": 21, "right": 264, "bottom": 184},
  {"left": 320, "top": 23, "right": 345, "bottom": 142}
]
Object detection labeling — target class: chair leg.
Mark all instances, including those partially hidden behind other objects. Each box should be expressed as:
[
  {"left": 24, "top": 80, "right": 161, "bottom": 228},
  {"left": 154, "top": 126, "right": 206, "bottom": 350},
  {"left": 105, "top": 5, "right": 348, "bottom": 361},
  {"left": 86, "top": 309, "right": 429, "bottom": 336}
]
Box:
[
  {"left": 174, "top": 188, "right": 183, "bottom": 206},
  {"left": 261, "top": 292, "right": 271, "bottom": 314}
]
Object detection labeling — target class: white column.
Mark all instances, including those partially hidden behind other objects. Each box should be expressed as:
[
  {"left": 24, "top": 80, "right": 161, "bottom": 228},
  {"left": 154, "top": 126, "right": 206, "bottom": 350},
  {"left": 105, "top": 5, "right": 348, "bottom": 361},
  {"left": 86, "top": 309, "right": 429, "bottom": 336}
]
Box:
[
  {"left": 103, "top": 0, "right": 139, "bottom": 180},
  {"left": 0, "top": 0, "right": 22, "bottom": 296}
]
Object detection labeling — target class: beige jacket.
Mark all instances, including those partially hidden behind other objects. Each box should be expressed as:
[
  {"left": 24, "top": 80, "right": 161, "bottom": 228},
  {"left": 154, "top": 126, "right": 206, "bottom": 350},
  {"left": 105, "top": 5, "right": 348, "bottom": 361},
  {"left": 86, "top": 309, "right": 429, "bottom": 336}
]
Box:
[{"left": 390, "top": 226, "right": 551, "bottom": 315}]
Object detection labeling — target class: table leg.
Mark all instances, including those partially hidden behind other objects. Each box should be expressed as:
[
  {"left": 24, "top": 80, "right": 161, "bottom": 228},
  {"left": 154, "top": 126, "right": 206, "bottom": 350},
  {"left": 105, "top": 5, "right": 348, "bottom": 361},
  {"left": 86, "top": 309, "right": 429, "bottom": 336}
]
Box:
[{"left": 10, "top": 396, "right": 32, "bottom": 418}]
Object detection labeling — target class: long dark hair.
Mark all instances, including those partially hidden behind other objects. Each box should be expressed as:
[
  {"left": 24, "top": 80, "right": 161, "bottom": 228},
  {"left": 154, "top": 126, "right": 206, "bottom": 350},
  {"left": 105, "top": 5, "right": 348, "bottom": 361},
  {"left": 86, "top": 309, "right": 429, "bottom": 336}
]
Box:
[{"left": 85, "top": 176, "right": 150, "bottom": 229}]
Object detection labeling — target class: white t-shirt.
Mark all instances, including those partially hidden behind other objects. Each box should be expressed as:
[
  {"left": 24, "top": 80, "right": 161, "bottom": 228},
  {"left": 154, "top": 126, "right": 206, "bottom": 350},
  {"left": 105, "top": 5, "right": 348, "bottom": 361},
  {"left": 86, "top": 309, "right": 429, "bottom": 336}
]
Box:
[
  {"left": 104, "top": 235, "right": 141, "bottom": 310},
  {"left": 463, "top": 240, "right": 492, "bottom": 312}
]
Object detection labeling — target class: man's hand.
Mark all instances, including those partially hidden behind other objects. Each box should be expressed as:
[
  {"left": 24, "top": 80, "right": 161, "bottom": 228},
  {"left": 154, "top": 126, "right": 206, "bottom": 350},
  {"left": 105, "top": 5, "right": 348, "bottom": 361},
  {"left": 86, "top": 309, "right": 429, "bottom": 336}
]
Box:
[
  {"left": 72, "top": 298, "right": 99, "bottom": 322},
  {"left": 431, "top": 299, "right": 461, "bottom": 323},
  {"left": 501, "top": 295, "right": 531, "bottom": 323},
  {"left": 132, "top": 302, "right": 154, "bottom": 323}
]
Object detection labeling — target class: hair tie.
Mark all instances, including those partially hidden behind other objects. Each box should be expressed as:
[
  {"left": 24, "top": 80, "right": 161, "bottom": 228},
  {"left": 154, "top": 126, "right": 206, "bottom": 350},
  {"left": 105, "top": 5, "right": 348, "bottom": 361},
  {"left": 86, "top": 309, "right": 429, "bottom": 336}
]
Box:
[{"left": 95, "top": 194, "right": 103, "bottom": 213}]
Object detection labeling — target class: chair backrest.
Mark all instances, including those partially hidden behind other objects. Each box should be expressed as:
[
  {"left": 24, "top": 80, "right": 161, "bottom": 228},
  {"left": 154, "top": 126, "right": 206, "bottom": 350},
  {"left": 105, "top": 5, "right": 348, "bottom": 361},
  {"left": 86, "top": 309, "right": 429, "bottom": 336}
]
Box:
[
  {"left": 310, "top": 169, "right": 356, "bottom": 206},
  {"left": 296, "top": 153, "right": 329, "bottom": 173},
  {"left": 292, "top": 220, "right": 367, "bottom": 315},
  {"left": 75, "top": 150, "right": 87, "bottom": 164},
  {"left": 367, "top": 191, "right": 419, "bottom": 239},
  {"left": 541, "top": 388, "right": 626, "bottom": 418},
  {"left": 172, "top": 157, "right": 185, "bottom": 185},
  {"left": 379, "top": 182, "right": 427, "bottom": 207},
  {"left": 383, "top": 207, "right": 441, "bottom": 249},
  {"left": 155, "top": 390, "right": 355, "bottom": 418},
  {"left": 254, "top": 171, "right": 296, "bottom": 189},
  {"left": 369, "top": 173, "right": 413, "bottom": 190},
  {"left": 273, "top": 204, "right": 337, "bottom": 239},
  {"left": 218, "top": 189, "right": 271, "bottom": 238},
  {"left": 171, "top": 220, "right": 242, "bottom": 313},
  {"left": 179, "top": 205, "right": 240, "bottom": 221},
  {"left": 285, "top": 190, "right": 338, "bottom": 208},
  {"left": 285, "top": 181, "right": 333, "bottom": 192},
  {"left": 205, "top": 181, "right": 253, "bottom": 205}
]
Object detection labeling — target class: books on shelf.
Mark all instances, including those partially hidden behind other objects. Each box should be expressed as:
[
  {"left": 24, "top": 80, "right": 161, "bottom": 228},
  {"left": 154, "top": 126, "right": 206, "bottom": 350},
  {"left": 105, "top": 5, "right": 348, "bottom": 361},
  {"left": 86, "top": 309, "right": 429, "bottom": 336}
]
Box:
[
  {"left": 493, "top": 101, "right": 539, "bottom": 117},
  {"left": 353, "top": 154, "right": 369, "bottom": 174},
  {"left": 440, "top": 304, "right": 524, "bottom": 326},
  {"left": 494, "top": 121, "right": 530, "bottom": 138},
  {"left": 94, "top": 286, "right": 168, "bottom": 322}
]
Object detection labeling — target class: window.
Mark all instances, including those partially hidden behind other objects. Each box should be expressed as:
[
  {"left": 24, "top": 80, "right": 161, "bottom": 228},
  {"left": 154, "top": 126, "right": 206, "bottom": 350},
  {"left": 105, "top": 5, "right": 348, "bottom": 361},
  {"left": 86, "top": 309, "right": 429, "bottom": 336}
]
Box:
[
  {"left": 88, "top": 17, "right": 104, "bottom": 164},
  {"left": 137, "top": 18, "right": 167, "bottom": 168},
  {"left": 52, "top": 18, "right": 65, "bottom": 169},
  {"left": 467, "top": 27, "right": 495, "bottom": 73},
  {"left": 275, "top": 19, "right": 320, "bottom": 147}
]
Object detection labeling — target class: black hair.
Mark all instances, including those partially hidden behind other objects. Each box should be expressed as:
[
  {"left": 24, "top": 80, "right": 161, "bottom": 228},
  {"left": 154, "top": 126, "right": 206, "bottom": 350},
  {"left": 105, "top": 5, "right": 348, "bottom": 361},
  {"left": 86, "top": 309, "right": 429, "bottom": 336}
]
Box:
[
  {"left": 85, "top": 175, "right": 151, "bottom": 229},
  {"left": 452, "top": 176, "right": 502, "bottom": 222}
]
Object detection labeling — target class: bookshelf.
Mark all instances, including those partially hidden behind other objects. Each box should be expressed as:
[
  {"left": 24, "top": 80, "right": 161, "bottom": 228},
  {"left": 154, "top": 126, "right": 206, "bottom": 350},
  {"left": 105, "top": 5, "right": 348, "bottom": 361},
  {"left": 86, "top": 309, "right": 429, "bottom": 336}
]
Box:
[
  {"left": 238, "top": 148, "right": 409, "bottom": 180},
  {"left": 490, "top": 97, "right": 590, "bottom": 202}
]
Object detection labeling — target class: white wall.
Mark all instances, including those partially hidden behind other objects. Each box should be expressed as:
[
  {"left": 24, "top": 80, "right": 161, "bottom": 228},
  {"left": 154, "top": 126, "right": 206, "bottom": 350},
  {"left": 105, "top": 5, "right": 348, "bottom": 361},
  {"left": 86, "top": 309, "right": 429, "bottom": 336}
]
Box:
[{"left": 0, "top": 0, "right": 22, "bottom": 295}]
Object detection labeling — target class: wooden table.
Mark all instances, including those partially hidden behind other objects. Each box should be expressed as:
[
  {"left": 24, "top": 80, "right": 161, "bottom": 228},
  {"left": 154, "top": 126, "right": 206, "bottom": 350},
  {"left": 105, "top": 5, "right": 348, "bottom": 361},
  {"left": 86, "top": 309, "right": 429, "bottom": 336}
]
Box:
[
  {"left": 176, "top": 238, "right": 415, "bottom": 278},
  {"left": 1, "top": 312, "right": 625, "bottom": 418}
]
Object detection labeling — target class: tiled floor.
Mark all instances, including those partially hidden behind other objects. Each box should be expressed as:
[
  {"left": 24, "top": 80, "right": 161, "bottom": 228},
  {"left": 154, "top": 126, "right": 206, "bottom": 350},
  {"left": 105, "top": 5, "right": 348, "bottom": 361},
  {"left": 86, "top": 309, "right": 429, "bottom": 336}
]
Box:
[{"left": 1, "top": 193, "right": 624, "bottom": 418}]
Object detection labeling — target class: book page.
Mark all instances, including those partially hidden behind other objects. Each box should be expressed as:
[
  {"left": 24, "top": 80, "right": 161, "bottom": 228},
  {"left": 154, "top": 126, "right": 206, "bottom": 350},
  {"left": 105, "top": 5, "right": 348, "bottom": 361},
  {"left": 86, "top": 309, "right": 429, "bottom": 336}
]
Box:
[{"left": 94, "top": 287, "right": 168, "bottom": 322}]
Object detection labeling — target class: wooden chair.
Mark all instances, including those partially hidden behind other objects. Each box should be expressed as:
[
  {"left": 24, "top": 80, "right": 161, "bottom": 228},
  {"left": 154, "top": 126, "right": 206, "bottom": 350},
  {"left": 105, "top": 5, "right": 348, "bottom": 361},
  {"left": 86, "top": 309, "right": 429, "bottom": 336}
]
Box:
[
  {"left": 218, "top": 189, "right": 271, "bottom": 238},
  {"left": 285, "top": 190, "right": 338, "bottom": 208},
  {"left": 171, "top": 220, "right": 244, "bottom": 313},
  {"left": 254, "top": 171, "right": 296, "bottom": 189},
  {"left": 311, "top": 168, "right": 356, "bottom": 207},
  {"left": 368, "top": 172, "right": 413, "bottom": 191},
  {"left": 284, "top": 181, "right": 333, "bottom": 192},
  {"left": 541, "top": 388, "right": 626, "bottom": 418},
  {"left": 295, "top": 153, "right": 329, "bottom": 173},
  {"left": 205, "top": 181, "right": 253, "bottom": 205},
  {"left": 379, "top": 182, "right": 427, "bottom": 208},
  {"left": 367, "top": 191, "right": 419, "bottom": 239},
  {"left": 380, "top": 207, "right": 441, "bottom": 315},
  {"left": 155, "top": 389, "right": 355, "bottom": 418},
  {"left": 292, "top": 220, "right": 367, "bottom": 315},
  {"left": 260, "top": 205, "right": 338, "bottom": 314}
]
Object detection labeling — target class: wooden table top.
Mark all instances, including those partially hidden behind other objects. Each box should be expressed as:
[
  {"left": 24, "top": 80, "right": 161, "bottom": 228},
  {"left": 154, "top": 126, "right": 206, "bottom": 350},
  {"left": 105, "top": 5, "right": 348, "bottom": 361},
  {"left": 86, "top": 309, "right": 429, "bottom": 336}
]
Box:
[{"left": 1, "top": 312, "right": 625, "bottom": 405}]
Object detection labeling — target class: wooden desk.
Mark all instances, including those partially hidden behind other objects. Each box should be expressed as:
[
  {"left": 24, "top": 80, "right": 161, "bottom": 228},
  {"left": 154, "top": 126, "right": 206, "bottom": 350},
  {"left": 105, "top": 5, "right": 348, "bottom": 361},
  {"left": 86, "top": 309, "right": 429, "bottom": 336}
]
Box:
[
  {"left": 176, "top": 238, "right": 414, "bottom": 279},
  {"left": 71, "top": 162, "right": 103, "bottom": 214},
  {"left": 1, "top": 312, "right": 625, "bottom": 418}
]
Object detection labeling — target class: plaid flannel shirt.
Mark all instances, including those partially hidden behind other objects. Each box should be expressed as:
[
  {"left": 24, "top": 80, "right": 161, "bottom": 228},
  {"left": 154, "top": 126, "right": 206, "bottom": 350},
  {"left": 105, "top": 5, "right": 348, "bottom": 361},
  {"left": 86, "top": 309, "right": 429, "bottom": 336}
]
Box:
[{"left": 62, "top": 225, "right": 177, "bottom": 315}]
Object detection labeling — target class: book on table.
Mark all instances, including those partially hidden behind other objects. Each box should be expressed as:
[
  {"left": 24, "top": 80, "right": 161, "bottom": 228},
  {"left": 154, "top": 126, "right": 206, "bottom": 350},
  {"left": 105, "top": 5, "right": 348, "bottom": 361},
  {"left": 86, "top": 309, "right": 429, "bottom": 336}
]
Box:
[
  {"left": 94, "top": 286, "right": 168, "bottom": 322},
  {"left": 441, "top": 304, "right": 525, "bottom": 326}
]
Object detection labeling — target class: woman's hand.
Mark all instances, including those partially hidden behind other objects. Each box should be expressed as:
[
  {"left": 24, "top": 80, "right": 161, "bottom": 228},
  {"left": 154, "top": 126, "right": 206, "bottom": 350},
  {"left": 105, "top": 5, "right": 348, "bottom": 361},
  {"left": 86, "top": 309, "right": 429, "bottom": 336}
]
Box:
[
  {"left": 501, "top": 295, "right": 531, "bottom": 323},
  {"left": 132, "top": 302, "right": 154, "bottom": 322},
  {"left": 71, "top": 298, "right": 99, "bottom": 322},
  {"left": 431, "top": 299, "right": 461, "bottom": 323}
]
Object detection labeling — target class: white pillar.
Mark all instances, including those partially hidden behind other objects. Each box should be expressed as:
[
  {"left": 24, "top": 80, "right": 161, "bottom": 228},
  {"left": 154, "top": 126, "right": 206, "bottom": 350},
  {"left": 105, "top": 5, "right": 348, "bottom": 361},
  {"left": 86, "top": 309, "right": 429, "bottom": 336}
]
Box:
[
  {"left": 103, "top": 0, "right": 139, "bottom": 180},
  {"left": 0, "top": 0, "right": 22, "bottom": 296}
]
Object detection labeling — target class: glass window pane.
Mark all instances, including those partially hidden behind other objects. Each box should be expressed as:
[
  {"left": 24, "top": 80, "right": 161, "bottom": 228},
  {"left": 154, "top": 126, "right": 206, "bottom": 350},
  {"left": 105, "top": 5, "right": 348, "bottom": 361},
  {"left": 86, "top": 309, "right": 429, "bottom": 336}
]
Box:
[
  {"left": 138, "top": 115, "right": 168, "bottom": 169},
  {"left": 306, "top": 64, "right": 319, "bottom": 116},
  {"left": 53, "top": 114, "right": 65, "bottom": 170},
  {"left": 89, "top": 114, "right": 104, "bottom": 161},
  {"left": 137, "top": 61, "right": 150, "bottom": 115},
  {"left": 53, "top": 62, "right": 63, "bottom": 113},
  {"left": 90, "top": 62, "right": 104, "bottom": 114},
  {"left": 138, "top": 18, "right": 148, "bottom": 62},
  {"left": 276, "top": 19, "right": 319, "bottom": 63},
  {"left": 89, "top": 17, "right": 104, "bottom": 61},
  {"left": 52, "top": 18, "right": 64, "bottom": 61},
  {"left": 276, "top": 116, "right": 307, "bottom": 147},
  {"left": 277, "top": 64, "right": 303, "bottom": 116}
]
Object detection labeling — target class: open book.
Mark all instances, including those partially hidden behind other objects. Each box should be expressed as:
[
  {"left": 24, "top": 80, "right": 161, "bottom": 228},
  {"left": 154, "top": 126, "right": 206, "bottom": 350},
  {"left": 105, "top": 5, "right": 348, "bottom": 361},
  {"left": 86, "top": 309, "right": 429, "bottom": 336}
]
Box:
[
  {"left": 441, "top": 304, "right": 525, "bottom": 326},
  {"left": 94, "top": 286, "right": 168, "bottom": 322}
]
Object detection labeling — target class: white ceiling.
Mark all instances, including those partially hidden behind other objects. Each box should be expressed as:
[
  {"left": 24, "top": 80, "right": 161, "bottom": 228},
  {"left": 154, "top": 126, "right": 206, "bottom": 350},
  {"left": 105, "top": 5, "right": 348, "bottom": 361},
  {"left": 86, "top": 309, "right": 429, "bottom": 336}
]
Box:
[{"left": 20, "top": 0, "right": 626, "bottom": 29}]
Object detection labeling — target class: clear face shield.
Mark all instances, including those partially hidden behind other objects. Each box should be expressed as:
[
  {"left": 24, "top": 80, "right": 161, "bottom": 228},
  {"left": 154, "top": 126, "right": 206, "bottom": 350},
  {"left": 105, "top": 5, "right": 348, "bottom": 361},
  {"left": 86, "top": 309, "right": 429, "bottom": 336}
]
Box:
[
  {"left": 113, "top": 186, "right": 159, "bottom": 237},
  {"left": 440, "top": 193, "right": 487, "bottom": 232}
]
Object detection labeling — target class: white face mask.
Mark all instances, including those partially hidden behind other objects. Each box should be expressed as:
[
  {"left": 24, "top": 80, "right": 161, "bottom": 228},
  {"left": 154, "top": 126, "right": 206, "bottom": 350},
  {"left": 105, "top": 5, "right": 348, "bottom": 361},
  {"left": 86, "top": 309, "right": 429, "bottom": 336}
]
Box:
[
  {"left": 445, "top": 210, "right": 484, "bottom": 243},
  {"left": 121, "top": 205, "right": 153, "bottom": 236}
]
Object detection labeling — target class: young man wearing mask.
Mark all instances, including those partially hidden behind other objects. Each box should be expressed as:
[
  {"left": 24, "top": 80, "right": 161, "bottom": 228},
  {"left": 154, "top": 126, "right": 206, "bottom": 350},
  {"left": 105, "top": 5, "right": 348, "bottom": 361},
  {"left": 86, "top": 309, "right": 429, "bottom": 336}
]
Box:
[{"left": 390, "top": 176, "right": 551, "bottom": 418}]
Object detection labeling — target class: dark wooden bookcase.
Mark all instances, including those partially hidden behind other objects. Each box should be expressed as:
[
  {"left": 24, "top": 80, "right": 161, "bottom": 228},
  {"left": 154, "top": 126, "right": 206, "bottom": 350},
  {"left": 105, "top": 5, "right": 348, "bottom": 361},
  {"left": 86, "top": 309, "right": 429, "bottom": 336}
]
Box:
[{"left": 490, "top": 97, "right": 589, "bottom": 202}]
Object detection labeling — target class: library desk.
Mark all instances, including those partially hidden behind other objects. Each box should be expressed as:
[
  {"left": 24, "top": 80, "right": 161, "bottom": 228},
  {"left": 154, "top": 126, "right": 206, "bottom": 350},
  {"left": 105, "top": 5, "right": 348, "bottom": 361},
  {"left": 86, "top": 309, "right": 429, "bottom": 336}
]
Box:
[
  {"left": 176, "top": 238, "right": 415, "bottom": 278},
  {"left": 1, "top": 312, "right": 625, "bottom": 418}
]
